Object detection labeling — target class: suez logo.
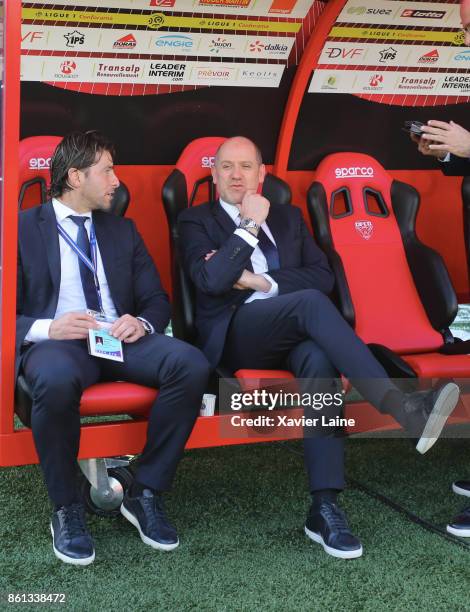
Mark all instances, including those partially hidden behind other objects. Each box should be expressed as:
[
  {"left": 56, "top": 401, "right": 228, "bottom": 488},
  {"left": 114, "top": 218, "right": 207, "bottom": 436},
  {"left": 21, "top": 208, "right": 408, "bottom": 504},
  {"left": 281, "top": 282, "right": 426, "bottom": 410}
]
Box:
[
  {"left": 401, "top": 9, "right": 446, "bottom": 19},
  {"left": 155, "top": 35, "right": 193, "bottom": 49},
  {"left": 346, "top": 6, "right": 392, "bottom": 16},
  {"left": 28, "top": 157, "right": 51, "bottom": 170},
  {"left": 334, "top": 167, "right": 374, "bottom": 179}
]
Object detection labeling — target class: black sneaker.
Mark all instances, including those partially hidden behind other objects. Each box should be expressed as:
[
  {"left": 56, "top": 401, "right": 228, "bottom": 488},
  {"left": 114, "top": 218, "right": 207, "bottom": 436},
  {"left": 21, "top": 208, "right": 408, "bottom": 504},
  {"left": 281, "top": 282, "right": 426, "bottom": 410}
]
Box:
[
  {"left": 402, "top": 382, "right": 459, "bottom": 454},
  {"left": 121, "top": 489, "right": 179, "bottom": 551},
  {"left": 50, "top": 503, "right": 95, "bottom": 566},
  {"left": 452, "top": 480, "right": 470, "bottom": 498},
  {"left": 305, "top": 501, "right": 363, "bottom": 559},
  {"left": 446, "top": 506, "right": 470, "bottom": 537}
]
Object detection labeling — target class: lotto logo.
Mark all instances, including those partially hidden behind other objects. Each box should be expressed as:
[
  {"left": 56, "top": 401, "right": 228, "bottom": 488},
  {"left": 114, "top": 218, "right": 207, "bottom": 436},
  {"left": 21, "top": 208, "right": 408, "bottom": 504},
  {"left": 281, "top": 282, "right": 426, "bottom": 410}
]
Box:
[
  {"left": 29, "top": 157, "right": 51, "bottom": 170},
  {"left": 335, "top": 166, "right": 374, "bottom": 178},
  {"left": 201, "top": 156, "right": 215, "bottom": 168}
]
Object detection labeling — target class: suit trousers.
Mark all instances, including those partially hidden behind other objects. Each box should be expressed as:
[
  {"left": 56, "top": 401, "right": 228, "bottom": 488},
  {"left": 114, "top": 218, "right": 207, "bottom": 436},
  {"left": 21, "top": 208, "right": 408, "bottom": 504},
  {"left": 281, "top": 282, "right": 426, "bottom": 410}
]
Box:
[
  {"left": 221, "top": 289, "right": 396, "bottom": 493},
  {"left": 21, "top": 333, "right": 210, "bottom": 506}
]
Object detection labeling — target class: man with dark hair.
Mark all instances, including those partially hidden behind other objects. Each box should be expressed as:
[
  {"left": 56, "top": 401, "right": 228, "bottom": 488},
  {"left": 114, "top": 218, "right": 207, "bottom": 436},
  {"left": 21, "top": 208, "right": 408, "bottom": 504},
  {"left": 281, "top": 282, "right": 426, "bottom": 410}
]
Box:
[
  {"left": 17, "top": 131, "right": 210, "bottom": 565},
  {"left": 178, "top": 136, "right": 460, "bottom": 559}
]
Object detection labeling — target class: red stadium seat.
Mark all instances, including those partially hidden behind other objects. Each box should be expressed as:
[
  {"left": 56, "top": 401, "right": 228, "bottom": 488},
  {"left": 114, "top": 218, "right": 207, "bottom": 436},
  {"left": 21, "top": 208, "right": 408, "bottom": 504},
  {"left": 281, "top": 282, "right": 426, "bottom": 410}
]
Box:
[
  {"left": 307, "top": 152, "right": 470, "bottom": 380},
  {"left": 162, "top": 137, "right": 294, "bottom": 384},
  {"left": 18, "top": 135, "right": 131, "bottom": 215}
]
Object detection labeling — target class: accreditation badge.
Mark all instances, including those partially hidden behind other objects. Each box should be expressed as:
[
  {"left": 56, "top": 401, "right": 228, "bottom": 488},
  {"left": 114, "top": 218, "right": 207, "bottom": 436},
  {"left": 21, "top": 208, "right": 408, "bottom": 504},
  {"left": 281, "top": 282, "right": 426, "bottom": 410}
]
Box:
[{"left": 86, "top": 310, "right": 124, "bottom": 362}]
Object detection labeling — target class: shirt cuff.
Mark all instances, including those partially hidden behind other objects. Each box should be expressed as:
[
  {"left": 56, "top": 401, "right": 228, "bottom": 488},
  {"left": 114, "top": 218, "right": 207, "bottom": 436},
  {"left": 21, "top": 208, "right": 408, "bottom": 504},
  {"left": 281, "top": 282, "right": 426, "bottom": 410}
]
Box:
[
  {"left": 235, "top": 228, "right": 259, "bottom": 248},
  {"left": 261, "top": 274, "right": 279, "bottom": 297},
  {"left": 24, "top": 319, "right": 53, "bottom": 343},
  {"left": 137, "top": 317, "right": 155, "bottom": 335},
  {"left": 438, "top": 153, "right": 451, "bottom": 163}
]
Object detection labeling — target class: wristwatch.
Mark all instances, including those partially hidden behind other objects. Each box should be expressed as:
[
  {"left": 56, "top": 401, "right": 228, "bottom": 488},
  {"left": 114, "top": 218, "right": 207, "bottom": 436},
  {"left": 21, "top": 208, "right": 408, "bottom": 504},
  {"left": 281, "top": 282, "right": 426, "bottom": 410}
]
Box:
[
  {"left": 138, "top": 318, "right": 153, "bottom": 335},
  {"left": 239, "top": 217, "right": 260, "bottom": 234}
]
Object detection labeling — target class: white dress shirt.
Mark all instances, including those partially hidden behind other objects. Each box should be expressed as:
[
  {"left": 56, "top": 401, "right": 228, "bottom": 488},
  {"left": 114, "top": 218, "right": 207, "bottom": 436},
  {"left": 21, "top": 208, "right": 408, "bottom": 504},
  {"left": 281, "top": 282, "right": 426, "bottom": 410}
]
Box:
[
  {"left": 219, "top": 199, "right": 279, "bottom": 303},
  {"left": 25, "top": 199, "right": 120, "bottom": 342}
]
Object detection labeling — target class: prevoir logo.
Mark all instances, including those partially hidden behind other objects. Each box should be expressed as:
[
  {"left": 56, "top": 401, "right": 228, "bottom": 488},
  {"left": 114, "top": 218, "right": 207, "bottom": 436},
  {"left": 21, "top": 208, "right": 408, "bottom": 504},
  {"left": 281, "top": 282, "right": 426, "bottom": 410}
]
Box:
[{"left": 335, "top": 166, "right": 374, "bottom": 178}]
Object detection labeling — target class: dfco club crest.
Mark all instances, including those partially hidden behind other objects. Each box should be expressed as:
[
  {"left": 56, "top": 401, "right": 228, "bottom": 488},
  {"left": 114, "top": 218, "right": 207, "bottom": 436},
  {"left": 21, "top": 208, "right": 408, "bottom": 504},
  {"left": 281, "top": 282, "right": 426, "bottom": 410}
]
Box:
[{"left": 355, "top": 220, "right": 374, "bottom": 240}]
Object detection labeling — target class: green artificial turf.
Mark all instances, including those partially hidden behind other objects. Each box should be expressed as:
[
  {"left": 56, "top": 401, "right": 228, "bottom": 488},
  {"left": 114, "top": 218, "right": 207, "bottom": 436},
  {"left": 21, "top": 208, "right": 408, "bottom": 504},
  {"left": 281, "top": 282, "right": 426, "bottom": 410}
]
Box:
[{"left": 1, "top": 439, "right": 470, "bottom": 612}]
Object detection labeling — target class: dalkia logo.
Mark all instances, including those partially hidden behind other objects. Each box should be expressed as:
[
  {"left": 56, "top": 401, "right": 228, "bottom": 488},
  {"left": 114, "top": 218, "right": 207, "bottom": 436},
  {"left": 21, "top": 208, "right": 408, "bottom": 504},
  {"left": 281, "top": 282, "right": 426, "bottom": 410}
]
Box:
[
  {"left": 28, "top": 157, "right": 51, "bottom": 170},
  {"left": 113, "top": 34, "right": 137, "bottom": 49},
  {"left": 418, "top": 49, "right": 439, "bottom": 63},
  {"left": 201, "top": 155, "right": 215, "bottom": 168},
  {"left": 401, "top": 9, "right": 446, "bottom": 19},
  {"left": 355, "top": 220, "right": 374, "bottom": 240},
  {"left": 60, "top": 60, "right": 77, "bottom": 75},
  {"left": 335, "top": 166, "right": 374, "bottom": 178}
]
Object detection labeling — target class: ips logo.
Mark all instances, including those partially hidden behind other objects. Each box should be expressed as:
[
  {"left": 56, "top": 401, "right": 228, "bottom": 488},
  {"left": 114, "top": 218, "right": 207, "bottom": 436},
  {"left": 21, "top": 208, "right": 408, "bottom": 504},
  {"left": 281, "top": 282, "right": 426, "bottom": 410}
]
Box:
[{"left": 29, "top": 157, "right": 51, "bottom": 170}]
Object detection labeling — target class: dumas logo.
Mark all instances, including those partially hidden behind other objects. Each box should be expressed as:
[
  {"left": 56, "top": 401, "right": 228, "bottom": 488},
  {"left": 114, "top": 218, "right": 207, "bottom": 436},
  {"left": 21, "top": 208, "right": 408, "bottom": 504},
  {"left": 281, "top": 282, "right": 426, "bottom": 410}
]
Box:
[
  {"left": 335, "top": 166, "right": 374, "bottom": 179},
  {"left": 113, "top": 34, "right": 137, "bottom": 49},
  {"left": 355, "top": 220, "right": 374, "bottom": 240},
  {"left": 29, "top": 157, "right": 51, "bottom": 170},
  {"left": 201, "top": 156, "right": 215, "bottom": 168}
]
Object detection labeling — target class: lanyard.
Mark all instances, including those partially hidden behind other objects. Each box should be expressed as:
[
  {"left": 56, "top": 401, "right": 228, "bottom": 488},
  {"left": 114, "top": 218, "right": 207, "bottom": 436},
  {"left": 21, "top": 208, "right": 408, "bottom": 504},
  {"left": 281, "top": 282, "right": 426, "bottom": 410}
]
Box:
[{"left": 56, "top": 220, "right": 105, "bottom": 315}]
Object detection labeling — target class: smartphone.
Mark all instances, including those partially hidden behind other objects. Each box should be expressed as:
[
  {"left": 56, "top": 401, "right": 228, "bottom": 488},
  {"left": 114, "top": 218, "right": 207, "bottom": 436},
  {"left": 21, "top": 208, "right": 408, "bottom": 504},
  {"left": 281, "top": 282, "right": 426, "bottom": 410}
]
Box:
[{"left": 403, "top": 120, "right": 424, "bottom": 137}]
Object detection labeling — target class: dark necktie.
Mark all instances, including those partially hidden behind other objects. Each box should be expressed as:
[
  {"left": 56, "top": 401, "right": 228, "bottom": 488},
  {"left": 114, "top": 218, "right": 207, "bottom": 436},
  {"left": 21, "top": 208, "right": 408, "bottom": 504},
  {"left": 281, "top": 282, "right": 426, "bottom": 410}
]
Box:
[
  {"left": 68, "top": 216, "right": 101, "bottom": 311},
  {"left": 257, "top": 227, "right": 280, "bottom": 271}
]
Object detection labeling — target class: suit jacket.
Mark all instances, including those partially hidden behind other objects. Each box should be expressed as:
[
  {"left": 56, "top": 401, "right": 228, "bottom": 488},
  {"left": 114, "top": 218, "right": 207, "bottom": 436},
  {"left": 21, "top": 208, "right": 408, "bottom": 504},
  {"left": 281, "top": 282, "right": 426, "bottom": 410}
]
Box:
[
  {"left": 441, "top": 154, "right": 470, "bottom": 176},
  {"left": 16, "top": 201, "right": 170, "bottom": 379},
  {"left": 178, "top": 200, "right": 334, "bottom": 367}
]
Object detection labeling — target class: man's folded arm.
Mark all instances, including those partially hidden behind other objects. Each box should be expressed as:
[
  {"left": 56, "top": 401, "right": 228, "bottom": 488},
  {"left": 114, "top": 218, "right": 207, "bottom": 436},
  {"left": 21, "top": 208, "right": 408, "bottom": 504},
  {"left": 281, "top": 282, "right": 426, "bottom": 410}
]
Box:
[
  {"left": 267, "top": 209, "right": 335, "bottom": 295},
  {"left": 178, "top": 214, "right": 255, "bottom": 295},
  {"left": 130, "top": 221, "right": 171, "bottom": 333}
]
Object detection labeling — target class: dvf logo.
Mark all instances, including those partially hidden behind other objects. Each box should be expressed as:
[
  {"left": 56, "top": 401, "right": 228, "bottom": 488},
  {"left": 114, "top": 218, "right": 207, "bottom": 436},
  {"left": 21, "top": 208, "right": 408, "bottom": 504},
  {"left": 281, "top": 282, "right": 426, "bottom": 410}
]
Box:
[{"left": 355, "top": 220, "right": 374, "bottom": 240}]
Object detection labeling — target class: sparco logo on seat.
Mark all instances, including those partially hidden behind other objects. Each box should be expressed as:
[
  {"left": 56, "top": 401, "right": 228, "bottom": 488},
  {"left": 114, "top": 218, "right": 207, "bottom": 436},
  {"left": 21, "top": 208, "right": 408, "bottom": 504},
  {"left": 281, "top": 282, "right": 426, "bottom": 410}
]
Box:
[
  {"left": 335, "top": 167, "right": 374, "bottom": 178},
  {"left": 29, "top": 157, "right": 51, "bottom": 170}
]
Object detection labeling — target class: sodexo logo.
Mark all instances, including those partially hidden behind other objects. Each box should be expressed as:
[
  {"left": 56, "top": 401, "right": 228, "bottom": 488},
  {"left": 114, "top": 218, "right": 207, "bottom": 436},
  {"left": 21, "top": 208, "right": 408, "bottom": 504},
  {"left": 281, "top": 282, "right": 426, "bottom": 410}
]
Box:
[
  {"left": 335, "top": 166, "right": 374, "bottom": 179},
  {"left": 29, "top": 157, "right": 51, "bottom": 170},
  {"left": 201, "top": 156, "right": 215, "bottom": 168},
  {"left": 155, "top": 35, "right": 193, "bottom": 49}
]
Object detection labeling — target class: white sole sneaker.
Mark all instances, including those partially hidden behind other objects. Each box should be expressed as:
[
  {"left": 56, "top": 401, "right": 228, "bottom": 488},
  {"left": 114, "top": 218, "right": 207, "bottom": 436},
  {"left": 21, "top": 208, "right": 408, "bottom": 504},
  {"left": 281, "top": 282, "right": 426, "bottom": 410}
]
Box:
[
  {"left": 120, "top": 503, "right": 179, "bottom": 551},
  {"left": 50, "top": 524, "right": 95, "bottom": 566},
  {"left": 304, "top": 526, "right": 363, "bottom": 559},
  {"left": 416, "top": 383, "right": 460, "bottom": 455},
  {"left": 452, "top": 482, "right": 470, "bottom": 498},
  {"left": 446, "top": 524, "right": 470, "bottom": 538}
]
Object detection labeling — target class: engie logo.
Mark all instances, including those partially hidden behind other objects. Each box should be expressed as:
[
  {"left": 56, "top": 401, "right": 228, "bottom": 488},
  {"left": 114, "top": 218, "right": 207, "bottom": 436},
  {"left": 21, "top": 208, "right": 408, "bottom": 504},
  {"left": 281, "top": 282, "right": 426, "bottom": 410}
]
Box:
[
  {"left": 201, "top": 156, "right": 215, "bottom": 168},
  {"left": 335, "top": 166, "right": 374, "bottom": 178},
  {"left": 29, "top": 157, "right": 51, "bottom": 170}
]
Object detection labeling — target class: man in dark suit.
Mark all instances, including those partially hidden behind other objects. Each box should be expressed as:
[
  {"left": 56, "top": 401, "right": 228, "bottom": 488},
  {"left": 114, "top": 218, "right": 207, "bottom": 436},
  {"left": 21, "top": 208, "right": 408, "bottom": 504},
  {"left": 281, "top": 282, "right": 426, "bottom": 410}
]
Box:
[
  {"left": 17, "top": 131, "right": 210, "bottom": 565},
  {"left": 178, "top": 136, "right": 459, "bottom": 559}
]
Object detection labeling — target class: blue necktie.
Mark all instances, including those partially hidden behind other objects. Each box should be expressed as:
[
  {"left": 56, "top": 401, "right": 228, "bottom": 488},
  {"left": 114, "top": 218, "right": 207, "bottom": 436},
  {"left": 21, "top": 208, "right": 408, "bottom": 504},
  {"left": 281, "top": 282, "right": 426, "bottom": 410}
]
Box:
[
  {"left": 68, "top": 216, "right": 101, "bottom": 312},
  {"left": 257, "top": 227, "right": 280, "bottom": 271}
]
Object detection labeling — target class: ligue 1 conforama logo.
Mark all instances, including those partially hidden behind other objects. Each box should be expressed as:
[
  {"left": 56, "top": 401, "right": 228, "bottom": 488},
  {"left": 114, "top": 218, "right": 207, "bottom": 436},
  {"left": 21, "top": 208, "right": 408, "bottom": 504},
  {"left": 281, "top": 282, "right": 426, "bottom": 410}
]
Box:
[
  {"left": 60, "top": 61, "right": 76, "bottom": 75},
  {"left": 355, "top": 220, "right": 374, "bottom": 240}
]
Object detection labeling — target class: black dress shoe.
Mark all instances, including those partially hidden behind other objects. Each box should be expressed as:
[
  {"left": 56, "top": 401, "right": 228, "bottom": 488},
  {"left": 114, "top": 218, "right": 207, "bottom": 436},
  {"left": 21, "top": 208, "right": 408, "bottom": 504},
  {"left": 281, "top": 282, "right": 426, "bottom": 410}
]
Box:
[
  {"left": 402, "top": 382, "right": 459, "bottom": 454},
  {"left": 452, "top": 480, "right": 470, "bottom": 498},
  {"left": 305, "top": 501, "right": 363, "bottom": 559},
  {"left": 50, "top": 503, "right": 95, "bottom": 566},
  {"left": 446, "top": 506, "right": 470, "bottom": 537},
  {"left": 121, "top": 489, "right": 179, "bottom": 551}
]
